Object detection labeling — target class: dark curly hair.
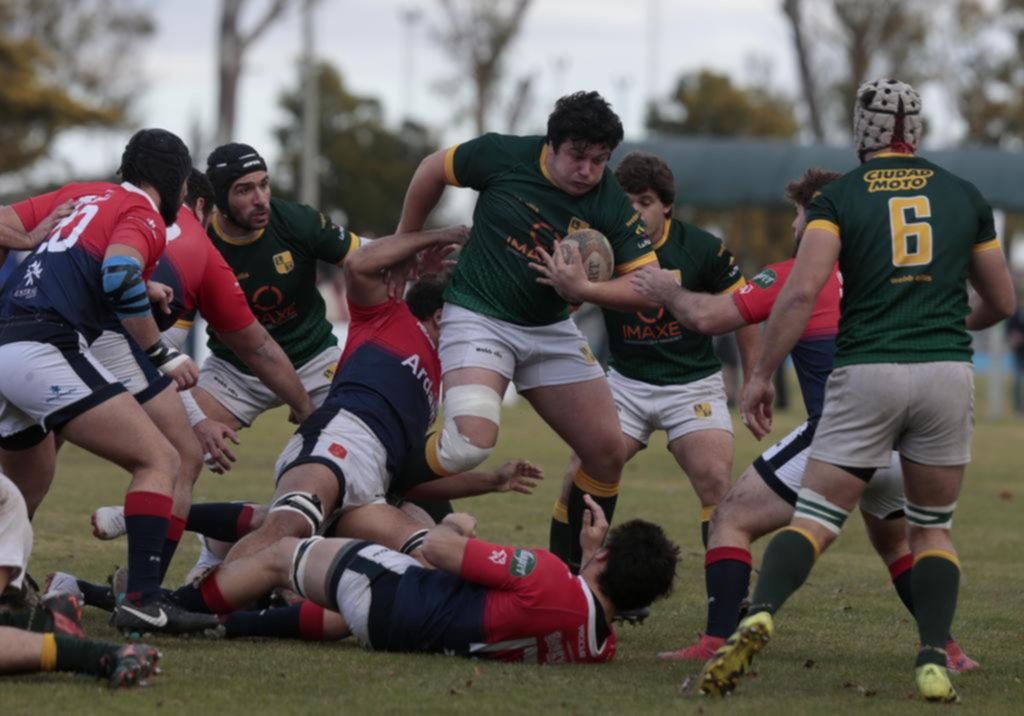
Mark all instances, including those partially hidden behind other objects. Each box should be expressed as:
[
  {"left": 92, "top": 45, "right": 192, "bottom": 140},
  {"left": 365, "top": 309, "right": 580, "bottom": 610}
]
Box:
[
  {"left": 546, "top": 91, "right": 624, "bottom": 152},
  {"left": 784, "top": 168, "right": 842, "bottom": 208},
  {"left": 406, "top": 276, "right": 447, "bottom": 320},
  {"left": 598, "top": 519, "right": 679, "bottom": 612},
  {"left": 185, "top": 168, "right": 214, "bottom": 212},
  {"left": 614, "top": 152, "right": 676, "bottom": 210}
]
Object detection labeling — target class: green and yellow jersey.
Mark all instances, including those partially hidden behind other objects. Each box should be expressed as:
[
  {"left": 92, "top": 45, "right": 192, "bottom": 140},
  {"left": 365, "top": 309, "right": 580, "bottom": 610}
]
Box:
[
  {"left": 805, "top": 152, "right": 998, "bottom": 367},
  {"left": 206, "top": 196, "right": 359, "bottom": 372},
  {"left": 604, "top": 219, "right": 745, "bottom": 385},
  {"left": 443, "top": 133, "right": 657, "bottom": 326}
]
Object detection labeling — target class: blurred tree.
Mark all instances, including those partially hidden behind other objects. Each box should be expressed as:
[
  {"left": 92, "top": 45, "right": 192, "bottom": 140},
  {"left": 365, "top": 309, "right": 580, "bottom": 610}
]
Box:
[
  {"left": 945, "top": 0, "right": 1024, "bottom": 146},
  {"left": 274, "top": 62, "right": 437, "bottom": 236},
  {"left": 216, "top": 0, "right": 294, "bottom": 145},
  {"left": 431, "top": 0, "right": 533, "bottom": 134},
  {"left": 647, "top": 69, "right": 799, "bottom": 138},
  {"left": 0, "top": 0, "right": 154, "bottom": 174},
  {"left": 646, "top": 71, "right": 798, "bottom": 277},
  {"left": 782, "top": 0, "right": 931, "bottom": 140}
]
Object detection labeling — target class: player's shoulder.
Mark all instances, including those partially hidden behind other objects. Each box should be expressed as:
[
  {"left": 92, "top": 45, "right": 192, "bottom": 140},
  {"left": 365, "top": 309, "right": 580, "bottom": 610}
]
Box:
[
  {"left": 747, "top": 258, "right": 794, "bottom": 289},
  {"left": 269, "top": 196, "right": 322, "bottom": 234}
]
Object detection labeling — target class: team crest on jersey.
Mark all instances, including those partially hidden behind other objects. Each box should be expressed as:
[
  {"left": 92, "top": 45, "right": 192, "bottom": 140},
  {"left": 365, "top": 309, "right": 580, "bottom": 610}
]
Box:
[
  {"left": 579, "top": 344, "right": 596, "bottom": 364},
  {"left": 752, "top": 269, "right": 777, "bottom": 289},
  {"left": 323, "top": 364, "right": 336, "bottom": 381},
  {"left": 693, "top": 402, "right": 712, "bottom": 418},
  {"left": 273, "top": 251, "right": 295, "bottom": 274},
  {"left": 328, "top": 443, "right": 347, "bottom": 459},
  {"left": 567, "top": 217, "right": 591, "bottom": 233},
  {"left": 509, "top": 549, "right": 537, "bottom": 577}
]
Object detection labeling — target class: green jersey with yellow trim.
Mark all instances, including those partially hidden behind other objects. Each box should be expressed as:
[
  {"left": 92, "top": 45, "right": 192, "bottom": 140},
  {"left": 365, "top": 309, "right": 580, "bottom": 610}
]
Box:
[
  {"left": 603, "top": 219, "right": 745, "bottom": 385},
  {"left": 443, "top": 133, "right": 656, "bottom": 326},
  {"left": 805, "top": 153, "right": 998, "bottom": 366},
  {"left": 206, "top": 196, "right": 359, "bottom": 372}
]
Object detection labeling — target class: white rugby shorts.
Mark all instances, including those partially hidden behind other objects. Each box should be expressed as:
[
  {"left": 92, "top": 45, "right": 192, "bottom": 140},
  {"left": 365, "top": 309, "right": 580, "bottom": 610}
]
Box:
[
  {"left": 438, "top": 304, "right": 604, "bottom": 391},
  {"left": 608, "top": 368, "right": 733, "bottom": 445},
  {"left": 197, "top": 344, "right": 341, "bottom": 427},
  {"left": 275, "top": 408, "right": 391, "bottom": 513},
  {"left": 0, "top": 473, "right": 34, "bottom": 592},
  {"left": 755, "top": 421, "right": 906, "bottom": 519}
]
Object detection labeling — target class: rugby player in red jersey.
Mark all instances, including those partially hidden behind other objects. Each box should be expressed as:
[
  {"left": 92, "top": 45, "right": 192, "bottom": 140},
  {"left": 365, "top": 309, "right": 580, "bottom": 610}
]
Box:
[
  {"left": 177, "top": 495, "right": 677, "bottom": 663},
  {"left": 0, "top": 129, "right": 218, "bottom": 635}
]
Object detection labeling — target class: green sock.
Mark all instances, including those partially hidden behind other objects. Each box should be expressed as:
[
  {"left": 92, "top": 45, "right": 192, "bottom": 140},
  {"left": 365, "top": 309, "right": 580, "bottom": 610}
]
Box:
[
  {"left": 912, "top": 554, "right": 960, "bottom": 667},
  {"left": 54, "top": 634, "right": 119, "bottom": 675},
  {"left": 749, "top": 528, "right": 817, "bottom": 616}
]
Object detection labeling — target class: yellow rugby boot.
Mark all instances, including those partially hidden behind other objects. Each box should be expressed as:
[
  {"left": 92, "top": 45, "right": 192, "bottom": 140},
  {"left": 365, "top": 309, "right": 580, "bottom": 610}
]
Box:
[
  {"left": 698, "top": 611, "right": 774, "bottom": 697},
  {"left": 916, "top": 663, "right": 960, "bottom": 703}
]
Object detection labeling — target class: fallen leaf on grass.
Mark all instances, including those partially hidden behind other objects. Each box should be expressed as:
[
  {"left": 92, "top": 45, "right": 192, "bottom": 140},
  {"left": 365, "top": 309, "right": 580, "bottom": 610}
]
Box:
[
  {"left": 999, "top": 490, "right": 1013, "bottom": 501},
  {"left": 677, "top": 675, "right": 695, "bottom": 696},
  {"left": 842, "top": 681, "right": 877, "bottom": 697},
  {"left": 804, "top": 659, "right": 815, "bottom": 669}
]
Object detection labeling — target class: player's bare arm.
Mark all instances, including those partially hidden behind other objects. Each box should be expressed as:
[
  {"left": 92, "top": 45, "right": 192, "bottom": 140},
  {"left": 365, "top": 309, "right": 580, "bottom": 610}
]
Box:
[
  {"left": 104, "top": 243, "right": 199, "bottom": 390},
  {"left": 0, "top": 201, "right": 74, "bottom": 257},
  {"left": 344, "top": 225, "right": 468, "bottom": 306},
  {"left": 965, "top": 245, "right": 1015, "bottom": 330},
  {"left": 631, "top": 266, "right": 747, "bottom": 334},
  {"left": 396, "top": 149, "right": 450, "bottom": 233},
  {"left": 421, "top": 512, "right": 478, "bottom": 574},
  {"left": 404, "top": 459, "right": 544, "bottom": 502},
  {"left": 215, "top": 321, "right": 316, "bottom": 423},
  {"left": 578, "top": 495, "right": 610, "bottom": 568},
  {"left": 735, "top": 323, "right": 763, "bottom": 387},
  {"left": 530, "top": 240, "right": 659, "bottom": 312},
  {"left": 741, "top": 228, "right": 839, "bottom": 439}
]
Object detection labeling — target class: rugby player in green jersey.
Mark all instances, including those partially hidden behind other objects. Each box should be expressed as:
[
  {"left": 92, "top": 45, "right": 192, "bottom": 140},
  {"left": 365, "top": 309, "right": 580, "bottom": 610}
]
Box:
[
  {"left": 191, "top": 143, "right": 359, "bottom": 435},
  {"left": 396, "top": 92, "right": 659, "bottom": 552},
  {"left": 549, "top": 152, "right": 760, "bottom": 571},
  {"left": 700, "top": 79, "right": 1016, "bottom": 702}
]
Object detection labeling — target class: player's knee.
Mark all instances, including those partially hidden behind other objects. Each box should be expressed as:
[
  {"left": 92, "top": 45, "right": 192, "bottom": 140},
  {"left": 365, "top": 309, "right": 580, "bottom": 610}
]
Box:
[
  {"left": 267, "top": 491, "right": 325, "bottom": 537},
  {"left": 430, "top": 425, "right": 494, "bottom": 475},
  {"left": 430, "top": 385, "right": 503, "bottom": 475},
  {"left": 581, "top": 437, "right": 626, "bottom": 478}
]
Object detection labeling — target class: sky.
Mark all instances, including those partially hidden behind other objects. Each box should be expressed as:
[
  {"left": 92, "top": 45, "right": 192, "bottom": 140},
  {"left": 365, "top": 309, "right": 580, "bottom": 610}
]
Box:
[{"left": 48, "top": 0, "right": 806, "bottom": 177}]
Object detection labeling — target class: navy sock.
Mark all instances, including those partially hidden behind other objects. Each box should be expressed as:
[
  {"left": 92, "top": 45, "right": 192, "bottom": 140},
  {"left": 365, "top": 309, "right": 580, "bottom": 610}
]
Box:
[
  {"left": 186, "top": 502, "right": 254, "bottom": 542},
  {"left": 123, "top": 491, "right": 172, "bottom": 604},
  {"left": 704, "top": 547, "right": 753, "bottom": 637},
  {"left": 224, "top": 601, "right": 326, "bottom": 640}
]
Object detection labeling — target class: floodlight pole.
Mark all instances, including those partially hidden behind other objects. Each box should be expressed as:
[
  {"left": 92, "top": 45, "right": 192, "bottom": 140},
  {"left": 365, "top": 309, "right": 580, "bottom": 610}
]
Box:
[{"left": 300, "top": 0, "right": 320, "bottom": 207}]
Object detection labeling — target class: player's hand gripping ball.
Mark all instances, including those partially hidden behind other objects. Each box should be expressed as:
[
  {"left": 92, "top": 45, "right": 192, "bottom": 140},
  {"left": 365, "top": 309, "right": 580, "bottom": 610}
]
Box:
[{"left": 560, "top": 229, "right": 613, "bottom": 282}]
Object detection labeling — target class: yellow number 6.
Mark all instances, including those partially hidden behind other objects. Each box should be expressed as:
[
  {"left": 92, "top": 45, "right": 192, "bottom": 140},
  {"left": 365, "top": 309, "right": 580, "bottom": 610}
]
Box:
[{"left": 889, "top": 196, "right": 932, "bottom": 267}]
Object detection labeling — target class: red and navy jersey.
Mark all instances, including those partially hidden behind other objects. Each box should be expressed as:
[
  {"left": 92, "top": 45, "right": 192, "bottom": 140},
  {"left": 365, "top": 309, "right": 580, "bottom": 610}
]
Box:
[
  {"left": 733, "top": 259, "right": 841, "bottom": 420},
  {"left": 387, "top": 540, "right": 615, "bottom": 664},
  {"left": 324, "top": 297, "right": 440, "bottom": 474},
  {"left": 1, "top": 182, "right": 165, "bottom": 342},
  {"left": 151, "top": 207, "right": 255, "bottom": 334}
]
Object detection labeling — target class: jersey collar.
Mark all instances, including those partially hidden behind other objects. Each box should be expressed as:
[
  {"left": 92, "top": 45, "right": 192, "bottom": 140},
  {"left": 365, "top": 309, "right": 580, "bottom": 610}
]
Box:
[
  {"left": 538, "top": 143, "right": 560, "bottom": 189},
  {"left": 211, "top": 210, "right": 265, "bottom": 246},
  {"left": 651, "top": 218, "right": 671, "bottom": 251},
  {"left": 120, "top": 181, "right": 159, "bottom": 213},
  {"left": 869, "top": 151, "right": 916, "bottom": 159}
]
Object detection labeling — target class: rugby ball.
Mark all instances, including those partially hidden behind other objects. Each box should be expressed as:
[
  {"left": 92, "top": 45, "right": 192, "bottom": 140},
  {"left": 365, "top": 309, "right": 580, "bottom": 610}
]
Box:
[{"left": 561, "top": 229, "right": 613, "bottom": 282}]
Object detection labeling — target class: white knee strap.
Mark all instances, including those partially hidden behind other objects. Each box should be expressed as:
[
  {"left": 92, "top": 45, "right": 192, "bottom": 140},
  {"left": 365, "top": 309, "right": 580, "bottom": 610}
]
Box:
[
  {"left": 289, "top": 536, "right": 324, "bottom": 597},
  {"left": 431, "top": 385, "right": 503, "bottom": 475},
  {"left": 270, "top": 492, "right": 324, "bottom": 535}
]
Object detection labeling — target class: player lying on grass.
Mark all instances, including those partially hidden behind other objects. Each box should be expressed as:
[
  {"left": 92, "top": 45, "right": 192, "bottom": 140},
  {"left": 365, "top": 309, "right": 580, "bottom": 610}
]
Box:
[
  {"left": 0, "top": 472, "right": 160, "bottom": 688},
  {"left": 632, "top": 166, "right": 977, "bottom": 671},
  {"left": 72, "top": 458, "right": 543, "bottom": 608},
  {"left": 173, "top": 495, "right": 678, "bottom": 662}
]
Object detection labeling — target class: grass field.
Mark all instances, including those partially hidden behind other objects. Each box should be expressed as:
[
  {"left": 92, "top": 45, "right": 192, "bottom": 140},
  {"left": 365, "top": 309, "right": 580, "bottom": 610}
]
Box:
[{"left": 5, "top": 395, "right": 1023, "bottom": 715}]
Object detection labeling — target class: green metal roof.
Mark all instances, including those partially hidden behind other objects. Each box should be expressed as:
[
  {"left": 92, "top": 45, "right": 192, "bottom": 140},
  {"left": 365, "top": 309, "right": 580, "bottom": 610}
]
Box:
[{"left": 619, "top": 136, "right": 1024, "bottom": 212}]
